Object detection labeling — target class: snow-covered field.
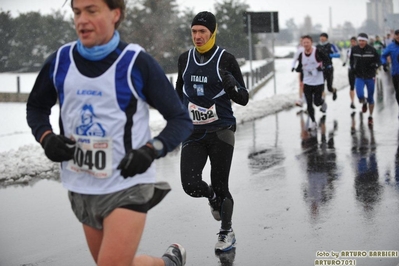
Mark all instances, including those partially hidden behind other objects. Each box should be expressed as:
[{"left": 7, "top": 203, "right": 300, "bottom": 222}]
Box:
[{"left": 0, "top": 46, "right": 348, "bottom": 186}]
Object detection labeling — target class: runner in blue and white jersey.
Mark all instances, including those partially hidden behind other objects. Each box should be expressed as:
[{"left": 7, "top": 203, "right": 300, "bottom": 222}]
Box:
[{"left": 26, "top": 0, "right": 191, "bottom": 265}]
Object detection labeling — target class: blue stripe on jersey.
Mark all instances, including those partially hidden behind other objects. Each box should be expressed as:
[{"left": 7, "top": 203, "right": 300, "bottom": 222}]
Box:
[
  {"left": 131, "top": 66, "right": 145, "bottom": 101},
  {"left": 115, "top": 50, "right": 135, "bottom": 111},
  {"left": 55, "top": 45, "right": 72, "bottom": 106}
]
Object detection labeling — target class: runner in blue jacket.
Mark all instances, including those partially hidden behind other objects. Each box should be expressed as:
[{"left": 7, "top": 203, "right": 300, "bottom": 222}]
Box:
[{"left": 381, "top": 29, "right": 399, "bottom": 115}]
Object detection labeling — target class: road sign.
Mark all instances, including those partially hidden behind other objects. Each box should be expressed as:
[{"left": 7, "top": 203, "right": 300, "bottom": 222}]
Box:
[{"left": 243, "top": 12, "right": 279, "bottom": 33}]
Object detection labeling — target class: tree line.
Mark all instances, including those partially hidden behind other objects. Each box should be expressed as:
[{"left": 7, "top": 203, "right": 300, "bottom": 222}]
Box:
[{"left": 0, "top": 0, "right": 252, "bottom": 74}]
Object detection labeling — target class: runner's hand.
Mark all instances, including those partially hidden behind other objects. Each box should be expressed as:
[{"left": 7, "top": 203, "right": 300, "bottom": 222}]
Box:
[
  {"left": 383, "top": 64, "right": 388, "bottom": 72},
  {"left": 342, "top": 62, "right": 346, "bottom": 67},
  {"left": 219, "top": 69, "right": 236, "bottom": 92},
  {"left": 370, "top": 63, "right": 379, "bottom": 69},
  {"left": 291, "top": 67, "right": 295, "bottom": 72},
  {"left": 41, "top": 133, "right": 75, "bottom": 162},
  {"left": 117, "top": 145, "right": 156, "bottom": 178}
]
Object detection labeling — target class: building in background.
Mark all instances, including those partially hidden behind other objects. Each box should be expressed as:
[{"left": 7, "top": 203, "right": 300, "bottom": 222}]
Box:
[{"left": 367, "top": 0, "right": 394, "bottom": 33}]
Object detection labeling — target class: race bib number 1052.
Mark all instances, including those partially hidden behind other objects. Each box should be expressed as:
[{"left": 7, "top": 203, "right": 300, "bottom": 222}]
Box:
[
  {"left": 67, "top": 134, "right": 113, "bottom": 179},
  {"left": 188, "top": 102, "right": 219, "bottom": 125}
]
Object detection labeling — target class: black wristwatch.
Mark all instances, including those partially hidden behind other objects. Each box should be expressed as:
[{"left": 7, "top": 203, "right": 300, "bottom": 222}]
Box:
[{"left": 147, "top": 138, "right": 164, "bottom": 158}]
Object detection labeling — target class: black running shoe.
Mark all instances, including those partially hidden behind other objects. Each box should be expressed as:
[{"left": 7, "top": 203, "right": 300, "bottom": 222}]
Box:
[
  {"left": 332, "top": 88, "right": 337, "bottom": 101},
  {"left": 362, "top": 102, "right": 368, "bottom": 113},
  {"left": 368, "top": 116, "right": 373, "bottom": 126},
  {"left": 350, "top": 103, "right": 355, "bottom": 109},
  {"left": 209, "top": 197, "right": 221, "bottom": 221}
]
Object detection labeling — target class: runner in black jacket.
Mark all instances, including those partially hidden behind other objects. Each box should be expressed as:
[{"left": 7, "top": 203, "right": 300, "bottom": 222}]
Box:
[
  {"left": 317, "top": 33, "right": 340, "bottom": 101},
  {"left": 350, "top": 33, "right": 381, "bottom": 126}
]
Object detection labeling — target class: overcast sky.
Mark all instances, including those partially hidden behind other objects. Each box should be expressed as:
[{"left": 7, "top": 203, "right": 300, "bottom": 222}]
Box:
[{"left": 1, "top": 0, "right": 398, "bottom": 31}]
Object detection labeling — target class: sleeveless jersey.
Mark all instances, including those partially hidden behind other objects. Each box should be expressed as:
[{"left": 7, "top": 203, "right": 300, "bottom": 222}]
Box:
[
  {"left": 53, "top": 42, "right": 156, "bottom": 195},
  {"left": 182, "top": 47, "right": 235, "bottom": 129},
  {"left": 301, "top": 47, "right": 324, "bottom": 86}
]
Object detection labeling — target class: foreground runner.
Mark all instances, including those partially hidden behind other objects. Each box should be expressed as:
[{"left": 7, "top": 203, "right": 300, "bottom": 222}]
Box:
[
  {"left": 26, "top": 0, "right": 192, "bottom": 265},
  {"left": 175, "top": 11, "right": 248, "bottom": 252},
  {"left": 350, "top": 33, "right": 381, "bottom": 126}
]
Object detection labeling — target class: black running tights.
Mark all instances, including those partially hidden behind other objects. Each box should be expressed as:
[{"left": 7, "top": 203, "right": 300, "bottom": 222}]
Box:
[
  {"left": 304, "top": 84, "right": 325, "bottom": 122},
  {"left": 393, "top": 74, "right": 399, "bottom": 105},
  {"left": 180, "top": 127, "right": 235, "bottom": 229}
]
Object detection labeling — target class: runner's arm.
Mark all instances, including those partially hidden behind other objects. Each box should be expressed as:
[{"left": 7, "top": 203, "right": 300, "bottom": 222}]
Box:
[
  {"left": 134, "top": 52, "right": 193, "bottom": 158},
  {"left": 219, "top": 52, "right": 249, "bottom": 106},
  {"left": 26, "top": 53, "right": 58, "bottom": 143},
  {"left": 330, "top": 44, "right": 340, "bottom": 58},
  {"left": 175, "top": 52, "right": 189, "bottom": 102},
  {"left": 381, "top": 45, "right": 391, "bottom": 65}
]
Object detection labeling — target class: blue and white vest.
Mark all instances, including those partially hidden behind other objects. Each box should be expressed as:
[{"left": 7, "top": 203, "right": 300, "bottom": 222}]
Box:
[{"left": 53, "top": 42, "right": 155, "bottom": 194}]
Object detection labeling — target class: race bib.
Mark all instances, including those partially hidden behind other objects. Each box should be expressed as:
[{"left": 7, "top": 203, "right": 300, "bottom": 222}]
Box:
[
  {"left": 188, "top": 102, "right": 219, "bottom": 125},
  {"left": 67, "top": 134, "right": 113, "bottom": 179}
]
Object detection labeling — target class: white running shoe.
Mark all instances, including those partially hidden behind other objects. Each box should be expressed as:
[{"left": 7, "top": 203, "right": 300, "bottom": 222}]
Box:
[
  {"left": 162, "top": 243, "right": 186, "bottom": 266},
  {"left": 215, "top": 230, "right": 236, "bottom": 251},
  {"left": 320, "top": 101, "right": 327, "bottom": 113},
  {"left": 295, "top": 99, "right": 303, "bottom": 107},
  {"left": 308, "top": 121, "right": 317, "bottom": 131}
]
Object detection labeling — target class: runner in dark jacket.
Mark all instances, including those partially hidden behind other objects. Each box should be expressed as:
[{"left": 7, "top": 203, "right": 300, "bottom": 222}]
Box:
[
  {"left": 317, "top": 32, "right": 340, "bottom": 101},
  {"left": 350, "top": 33, "right": 381, "bottom": 126}
]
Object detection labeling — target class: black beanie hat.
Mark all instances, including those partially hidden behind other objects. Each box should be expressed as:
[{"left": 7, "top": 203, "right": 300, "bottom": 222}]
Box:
[
  {"left": 191, "top": 11, "right": 217, "bottom": 33},
  {"left": 320, "top": 32, "right": 329, "bottom": 39}
]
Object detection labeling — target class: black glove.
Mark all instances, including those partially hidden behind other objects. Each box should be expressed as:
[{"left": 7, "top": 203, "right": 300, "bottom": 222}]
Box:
[
  {"left": 383, "top": 64, "right": 388, "bottom": 72},
  {"left": 291, "top": 67, "right": 295, "bottom": 72},
  {"left": 41, "top": 133, "right": 76, "bottom": 162},
  {"left": 117, "top": 144, "right": 156, "bottom": 178},
  {"left": 316, "top": 65, "right": 324, "bottom": 71},
  {"left": 342, "top": 62, "right": 346, "bottom": 67},
  {"left": 219, "top": 69, "right": 237, "bottom": 93},
  {"left": 370, "top": 63, "right": 379, "bottom": 69}
]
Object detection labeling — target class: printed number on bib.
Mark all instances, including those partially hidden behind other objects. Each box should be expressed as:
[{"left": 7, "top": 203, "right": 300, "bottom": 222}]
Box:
[
  {"left": 67, "top": 134, "right": 113, "bottom": 179},
  {"left": 189, "top": 102, "right": 219, "bottom": 125}
]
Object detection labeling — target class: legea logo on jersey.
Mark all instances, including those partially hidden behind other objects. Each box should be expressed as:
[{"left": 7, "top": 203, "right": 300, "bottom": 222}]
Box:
[
  {"left": 191, "top": 75, "right": 208, "bottom": 83},
  {"left": 77, "top": 89, "right": 103, "bottom": 96}
]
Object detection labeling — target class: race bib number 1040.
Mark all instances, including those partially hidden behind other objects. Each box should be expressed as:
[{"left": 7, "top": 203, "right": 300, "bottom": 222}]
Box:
[
  {"left": 188, "top": 102, "right": 219, "bottom": 125},
  {"left": 67, "top": 134, "right": 113, "bottom": 179}
]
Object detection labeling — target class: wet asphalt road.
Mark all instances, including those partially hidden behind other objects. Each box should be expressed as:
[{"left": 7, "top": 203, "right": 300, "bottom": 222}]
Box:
[{"left": 1, "top": 71, "right": 399, "bottom": 266}]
